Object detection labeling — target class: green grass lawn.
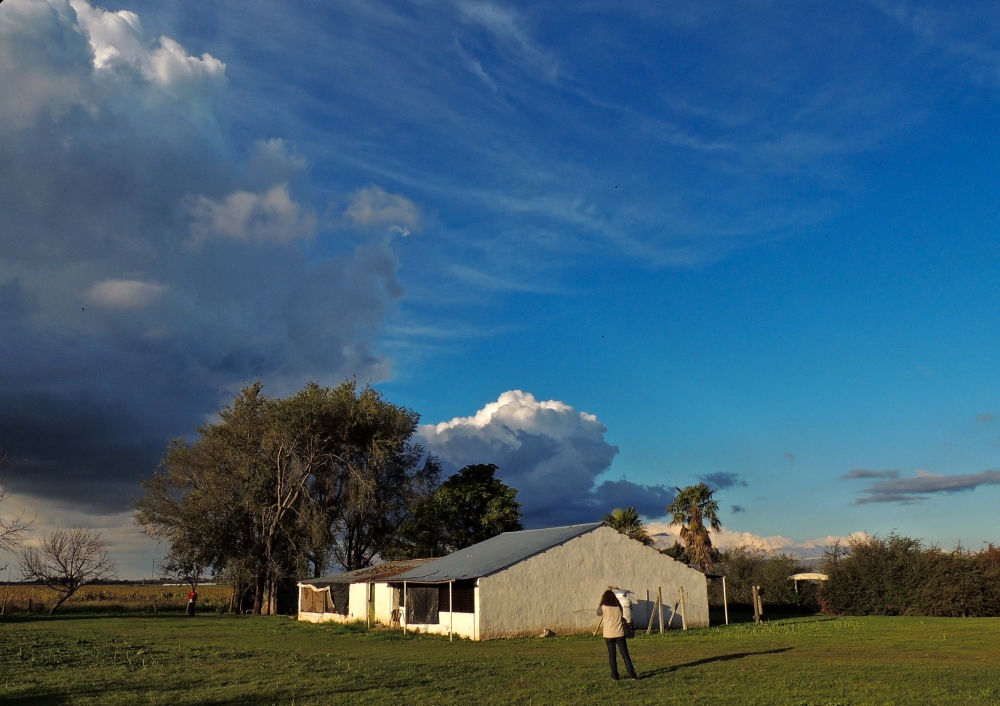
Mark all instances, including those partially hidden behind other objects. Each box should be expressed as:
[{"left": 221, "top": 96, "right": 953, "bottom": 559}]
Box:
[{"left": 1, "top": 613, "right": 999, "bottom": 705}]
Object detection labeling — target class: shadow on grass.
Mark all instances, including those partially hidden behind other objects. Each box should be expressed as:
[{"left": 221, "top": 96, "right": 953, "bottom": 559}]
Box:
[{"left": 641, "top": 647, "right": 793, "bottom": 679}]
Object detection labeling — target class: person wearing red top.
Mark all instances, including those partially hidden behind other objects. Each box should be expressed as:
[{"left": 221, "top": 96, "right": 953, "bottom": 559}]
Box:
[{"left": 186, "top": 589, "right": 198, "bottom": 616}]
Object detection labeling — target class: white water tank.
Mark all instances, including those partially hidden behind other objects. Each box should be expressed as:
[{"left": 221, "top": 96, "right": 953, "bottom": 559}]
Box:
[{"left": 614, "top": 589, "right": 634, "bottom": 623}]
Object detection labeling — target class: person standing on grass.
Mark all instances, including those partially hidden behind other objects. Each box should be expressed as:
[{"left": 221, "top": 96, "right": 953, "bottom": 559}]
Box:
[
  {"left": 597, "top": 589, "right": 638, "bottom": 680},
  {"left": 186, "top": 588, "right": 198, "bottom": 616}
]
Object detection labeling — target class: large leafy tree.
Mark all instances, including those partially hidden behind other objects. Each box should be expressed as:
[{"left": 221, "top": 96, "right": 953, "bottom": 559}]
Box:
[
  {"left": 603, "top": 506, "right": 654, "bottom": 546},
  {"left": 136, "top": 380, "right": 435, "bottom": 613},
  {"left": 666, "top": 483, "right": 721, "bottom": 571},
  {"left": 389, "top": 464, "right": 522, "bottom": 559}
]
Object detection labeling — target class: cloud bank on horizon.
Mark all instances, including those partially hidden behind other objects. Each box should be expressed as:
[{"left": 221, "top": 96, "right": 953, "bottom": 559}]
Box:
[
  {"left": 418, "top": 390, "right": 674, "bottom": 526},
  {"left": 645, "top": 522, "right": 868, "bottom": 560}
]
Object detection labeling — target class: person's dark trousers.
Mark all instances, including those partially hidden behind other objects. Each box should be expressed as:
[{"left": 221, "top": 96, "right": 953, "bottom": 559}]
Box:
[
  {"left": 605, "top": 637, "right": 637, "bottom": 680},
  {"left": 186, "top": 602, "right": 195, "bottom": 616}
]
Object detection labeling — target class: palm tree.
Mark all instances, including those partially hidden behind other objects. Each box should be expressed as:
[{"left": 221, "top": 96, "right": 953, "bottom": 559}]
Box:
[
  {"left": 603, "top": 506, "right": 654, "bottom": 546},
  {"left": 666, "top": 483, "right": 721, "bottom": 571}
]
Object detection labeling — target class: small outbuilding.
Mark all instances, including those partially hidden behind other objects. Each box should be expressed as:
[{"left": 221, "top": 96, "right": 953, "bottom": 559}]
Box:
[{"left": 388, "top": 522, "right": 709, "bottom": 640}]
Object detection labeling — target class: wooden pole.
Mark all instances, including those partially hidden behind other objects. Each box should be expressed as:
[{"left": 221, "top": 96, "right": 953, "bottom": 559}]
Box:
[
  {"left": 645, "top": 589, "right": 650, "bottom": 629},
  {"left": 449, "top": 581, "right": 454, "bottom": 643},
  {"left": 645, "top": 594, "right": 657, "bottom": 635},
  {"left": 658, "top": 587, "right": 664, "bottom": 634},
  {"left": 403, "top": 581, "right": 407, "bottom": 635},
  {"left": 752, "top": 585, "right": 761, "bottom": 624},
  {"left": 679, "top": 586, "right": 687, "bottom": 631},
  {"left": 593, "top": 615, "right": 604, "bottom": 636},
  {"left": 722, "top": 576, "right": 729, "bottom": 626}
]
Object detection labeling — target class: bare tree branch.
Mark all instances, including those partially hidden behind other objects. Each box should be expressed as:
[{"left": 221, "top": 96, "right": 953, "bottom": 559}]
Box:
[{"left": 19, "top": 528, "right": 116, "bottom": 614}]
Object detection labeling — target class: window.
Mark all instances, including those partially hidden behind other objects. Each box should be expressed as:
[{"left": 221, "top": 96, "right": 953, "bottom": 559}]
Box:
[
  {"left": 405, "top": 585, "right": 439, "bottom": 624},
  {"left": 299, "top": 586, "right": 333, "bottom": 613},
  {"left": 440, "top": 580, "right": 475, "bottom": 613}
]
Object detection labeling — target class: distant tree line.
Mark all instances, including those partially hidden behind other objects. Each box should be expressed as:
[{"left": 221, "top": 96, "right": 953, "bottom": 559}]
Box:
[{"left": 134, "top": 381, "right": 522, "bottom": 614}]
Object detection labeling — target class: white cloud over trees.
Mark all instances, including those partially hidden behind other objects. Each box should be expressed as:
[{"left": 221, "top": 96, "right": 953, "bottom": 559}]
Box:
[{"left": 418, "top": 390, "right": 673, "bottom": 526}]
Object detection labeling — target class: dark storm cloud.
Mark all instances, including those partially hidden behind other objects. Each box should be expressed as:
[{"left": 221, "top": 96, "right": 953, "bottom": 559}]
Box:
[
  {"left": 699, "top": 472, "right": 747, "bottom": 490},
  {"left": 0, "top": 0, "right": 416, "bottom": 511},
  {"left": 417, "top": 390, "right": 673, "bottom": 526}
]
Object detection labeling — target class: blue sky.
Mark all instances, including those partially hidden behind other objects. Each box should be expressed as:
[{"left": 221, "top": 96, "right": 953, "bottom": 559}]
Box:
[{"left": 4, "top": 0, "right": 1000, "bottom": 575}]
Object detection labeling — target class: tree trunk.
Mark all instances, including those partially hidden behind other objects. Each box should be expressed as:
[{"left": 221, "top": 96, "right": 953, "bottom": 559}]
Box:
[
  {"left": 252, "top": 569, "right": 266, "bottom": 615},
  {"left": 49, "top": 590, "right": 74, "bottom": 615}
]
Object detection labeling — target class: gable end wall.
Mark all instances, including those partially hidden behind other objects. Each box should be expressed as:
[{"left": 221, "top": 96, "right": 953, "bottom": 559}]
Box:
[{"left": 477, "top": 526, "right": 708, "bottom": 639}]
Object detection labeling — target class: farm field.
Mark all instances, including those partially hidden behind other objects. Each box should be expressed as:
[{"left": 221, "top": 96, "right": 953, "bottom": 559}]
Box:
[
  {"left": 0, "top": 584, "right": 233, "bottom": 614},
  {"left": 1, "top": 614, "right": 999, "bottom": 705}
]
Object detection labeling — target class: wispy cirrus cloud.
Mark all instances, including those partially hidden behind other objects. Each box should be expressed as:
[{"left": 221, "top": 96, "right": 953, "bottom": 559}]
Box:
[{"left": 847, "top": 469, "right": 1000, "bottom": 504}]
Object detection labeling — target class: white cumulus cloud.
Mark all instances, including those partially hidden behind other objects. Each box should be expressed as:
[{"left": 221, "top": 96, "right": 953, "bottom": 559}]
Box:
[
  {"left": 84, "top": 278, "right": 167, "bottom": 309},
  {"left": 345, "top": 185, "right": 423, "bottom": 235},
  {"left": 185, "top": 183, "right": 317, "bottom": 245},
  {"left": 70, "top": 0, "right": 226, "bottom": 93},
  {"left": 418, "top": 390, "right": 672, "bottom": 526}
]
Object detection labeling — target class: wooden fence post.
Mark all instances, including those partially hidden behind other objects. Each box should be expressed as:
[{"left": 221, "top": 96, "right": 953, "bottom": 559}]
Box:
[
  {"left": 679, "top": 586, "right": 687, "bottom": 631},
  {"left": 645, "top": 592, "right": 658, "bottom": 635},
  {"left": 658, "top": 587, "right": 664, "bottom": 634}
]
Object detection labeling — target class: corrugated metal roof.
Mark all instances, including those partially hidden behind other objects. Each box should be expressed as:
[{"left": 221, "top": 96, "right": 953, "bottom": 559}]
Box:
[
  {"left": 299, "top": 559, "right": 434, "bottom": 587},
  {"left": 390, "top": 523, "right": 604, "bottom": 583}
]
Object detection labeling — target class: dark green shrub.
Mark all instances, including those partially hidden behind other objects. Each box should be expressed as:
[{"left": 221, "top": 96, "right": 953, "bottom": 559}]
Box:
[{"left": 820, "top": 535, "right": 1000, "bottom": 617}]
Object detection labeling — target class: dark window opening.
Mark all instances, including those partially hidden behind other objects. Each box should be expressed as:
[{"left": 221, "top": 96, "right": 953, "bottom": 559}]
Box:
[
  {"left": 440, "top": 580, "right": 475, "bottom": 613},
  {"left": 405, "top": 585, "right": 439, "bottom": 624},
  {"left": 330, "top": 585, "right": 350, "bottom": 616}
]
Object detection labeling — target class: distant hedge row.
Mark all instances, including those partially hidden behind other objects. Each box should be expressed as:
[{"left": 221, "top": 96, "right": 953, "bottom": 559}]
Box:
[
  {"left": 709, "top": 534, "right": 1000, "bottom": 618},
  {"left": 818, "top": 534, "right": 1000, "bottom": 617}
]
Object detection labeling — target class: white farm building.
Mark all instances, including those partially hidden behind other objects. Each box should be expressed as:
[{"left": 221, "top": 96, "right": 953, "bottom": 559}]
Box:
[{"left": 298, "top": 523, "right": 709, "bottom": 639}]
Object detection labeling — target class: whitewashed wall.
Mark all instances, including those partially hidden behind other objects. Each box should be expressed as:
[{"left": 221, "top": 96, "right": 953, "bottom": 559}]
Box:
[
  {"left": 372, "top": 582, "right": 398, "bottom": 625},
  {"left": 477, "top": 526, "right": 708, "bottom": 639},
  {"left": 403, "top": 610, "right": 476, "bottom": 639}
]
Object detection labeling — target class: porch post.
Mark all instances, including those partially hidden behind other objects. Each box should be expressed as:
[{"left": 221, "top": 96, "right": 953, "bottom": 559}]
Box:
[{"left": 722, "top": 576, "right": 729, "bottom": 626}]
